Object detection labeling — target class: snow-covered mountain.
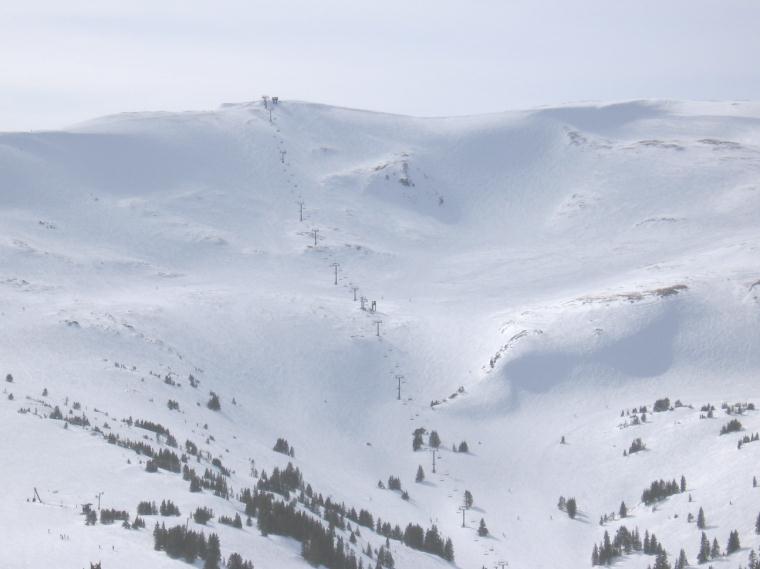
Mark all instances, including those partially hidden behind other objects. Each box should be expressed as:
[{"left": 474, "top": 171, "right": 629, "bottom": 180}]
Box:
[{"left": 1, "top": 99, "right": 760, "bottom": 569}]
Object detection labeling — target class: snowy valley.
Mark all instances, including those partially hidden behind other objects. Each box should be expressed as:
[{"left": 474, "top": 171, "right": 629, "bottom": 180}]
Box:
[{"left": 1, "top": 98, "right": 760, "bottom": 569}]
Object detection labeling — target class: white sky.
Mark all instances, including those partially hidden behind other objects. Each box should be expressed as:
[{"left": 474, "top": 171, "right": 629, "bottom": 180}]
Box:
[{"left": 1, "top": 0, "right": 759, "bottom": 131}]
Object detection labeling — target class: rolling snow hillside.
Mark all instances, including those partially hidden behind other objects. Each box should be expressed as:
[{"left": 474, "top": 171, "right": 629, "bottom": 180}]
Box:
[{"left": 1, "top": 99, "right": 760, "bottom": 569}]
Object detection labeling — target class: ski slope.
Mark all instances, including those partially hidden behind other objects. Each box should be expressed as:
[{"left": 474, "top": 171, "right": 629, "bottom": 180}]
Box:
[{"left": 1, "top": 98, "right": 760, "bottom": 569}]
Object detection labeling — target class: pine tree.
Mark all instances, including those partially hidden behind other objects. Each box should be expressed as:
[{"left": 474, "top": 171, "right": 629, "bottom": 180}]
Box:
[
  {"left": 428, "top": 431, "right": 441, "bottom": 449},
  {"left": 711, "top": 537, "right": 720, "bottom": 559},
  {"left": 464, "top": 490, "right": 473, "bottom": 509},
  {"left": 193, "top": 507, "right": 213, "bottom": 525},
  {"left": 415, "top": 465, "right": 425, "bottom": 483},
  {"left": 153, "top": 522, "right": 162, "bottom": 550},
  {"left": 674, "top": 548, "right": 688, "bottom": 569},
  {"left": 697, "top": 532, "right": 710, "bottom": 564},
  {"left": 602, "top": 531, "right": 612, "bottom": 563},
  {"left": 566, "top": 497, "right": 578, "bottom": 519},
  {"left": 680, "top": 475, "right": 687, "bottom": 492},
  {"left": 726, "top": 529, "right": 740, "bottom": 555},
  {"left": 207, "top": 392, "right": 221, "bottom": 411},
  {"left": 619, "top": 501, "right": 628, "bottom": 518},
  {"left": 477, "top": 518, "right": 489, "bottom": 537},
  {"left": 443, "top": 538, "right": 454, "bottom": 561},
  {"left": 755, "top": 512, "right": 760, "bottom": 534},
  {"left": 654, "top": 551, "right": 671, "bottom": 569},
  {"left": 697, "top": 507, "right": 706, "bottom": 529},
  {"left": 205, "top": 534, "right": 220, "bottom": 569},
  {"left": 412, "top": 432, "right": 423, "bottom": 451},
  {"left": 592, "top": 544, "right": 600, "bottom": 566}
]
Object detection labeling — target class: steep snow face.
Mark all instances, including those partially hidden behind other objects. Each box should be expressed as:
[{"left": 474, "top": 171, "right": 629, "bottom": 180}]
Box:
[{"left": 1, "top": 99, "right": 760, "bottom": 569}]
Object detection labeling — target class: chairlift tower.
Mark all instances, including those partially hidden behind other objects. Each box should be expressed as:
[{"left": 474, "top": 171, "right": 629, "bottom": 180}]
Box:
[
  {"left": 395, "top": 374, "right": 405, "bottom": 400},
  {"left": 457, "top": 505, "right": 466, "bottom": 527}
]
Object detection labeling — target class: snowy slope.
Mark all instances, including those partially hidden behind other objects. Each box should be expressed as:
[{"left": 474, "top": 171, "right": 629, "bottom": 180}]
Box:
[{"left": 1, "top": 99, "right": 760, "bottom": 569}]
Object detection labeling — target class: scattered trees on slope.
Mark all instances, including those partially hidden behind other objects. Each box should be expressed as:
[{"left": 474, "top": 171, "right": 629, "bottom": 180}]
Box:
[
  {"left": 558, "top": 496, "right": 577, "bottom": 519},
  {"left": 273, "top": 437, "right": 294, "bottom": 456},
  {"left": 720, "top": 419, "right": 742, "bottom": 435},
  {"left": 641, "top": 478, "right": 684, "bottom": 505}
]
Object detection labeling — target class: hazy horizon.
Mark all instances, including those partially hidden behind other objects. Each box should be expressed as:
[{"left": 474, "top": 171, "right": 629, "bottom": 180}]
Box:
[{"left": 2, "top": 0, "right": 760, "bottom": 131}]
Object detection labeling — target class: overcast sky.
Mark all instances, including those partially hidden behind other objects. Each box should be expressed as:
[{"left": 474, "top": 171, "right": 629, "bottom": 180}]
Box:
[{"left": 1, "top": 0, "right": 759, "bottom": 131}]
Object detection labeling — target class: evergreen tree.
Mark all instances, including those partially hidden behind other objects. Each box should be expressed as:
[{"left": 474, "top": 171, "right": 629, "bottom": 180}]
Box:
[
  {"left": 152, "top": 522, "right": 162, "bottom": 551},
  {"left": 415, "top": 465, "right": 425, "bottom": 483},
  {"left": 755, "top": 511, "right": 760, "bottom": 535},
  {"left": 711, "top": 537, "right": 720, "bottom": 559},
  {"left": 193, "top": 507, "right": 214, "bottom": 525},
  {"left": 697, "top": 532, "right": 710, "bottom": 564},
  {"left": 592, "top": 544, "right": 600, "bottom": 566},
  {"left": 387, "top": 476, "right": 401, "bottom": 491},
  {"left": 566, "top": 497, "right": 578, "bottom": 519},
  {"left": 680, "top": 475, "right": 687, "bottom": 492},
  {"left": 464, "top": 490, "right": 473, "bottom": 509},
  {"left": 443, "top": 538, "right": 454, "bottom": 561},
  {"left": 697, "top": 507, "right": 706, "bottom": 529},
  {"left": 674, "top": 548, "right": 688, "bottom": 569},
  {"left": 227, "top": 553, "right": 254, "bottom": 569},
  {"left": 619, "top": 501, "right": 627, "bottom": 518},
  {"left": 207, "top": 392, "right": 221, "bottom": 411},
  {"left": 477, "top": 518, "right": 489, "bottom": 537},
  {"left": 602, "top": 531, "right": 613, "bottom": 563},
  {"left": 205, "top": 533, "right": 221, "bottom": 569},
  {"left": 654, "top": 551, "right": 671, "bottom": 569},
  {"left": 412, "top": 432, "right": 423, "bottom": 451},
  {"left": 428, "top": 431, "right": 441, "bottom": 449},
  {"left": 726, "top": 529, "right": 740, "bottom": 555}
]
